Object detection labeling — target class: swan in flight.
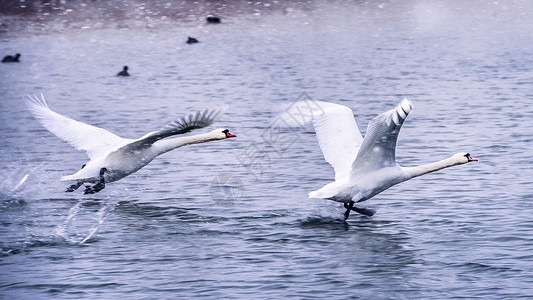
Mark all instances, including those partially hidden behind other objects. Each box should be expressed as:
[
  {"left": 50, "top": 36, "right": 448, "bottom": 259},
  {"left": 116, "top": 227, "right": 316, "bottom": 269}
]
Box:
[
  {"left": 280, "top": 98, "right": 477, "bottom": 219},
  {"left": 25, "top": 94, "right": 236, "bottom": 194}
]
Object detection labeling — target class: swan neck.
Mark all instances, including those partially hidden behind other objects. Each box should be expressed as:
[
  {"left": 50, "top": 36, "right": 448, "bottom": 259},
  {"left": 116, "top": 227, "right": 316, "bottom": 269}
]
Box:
[
  {"left": 402, "top": 156, "right": 461, "bottom": 179},
  {"left": 155, "top": 132, "right": 220, "bottom": 154}
]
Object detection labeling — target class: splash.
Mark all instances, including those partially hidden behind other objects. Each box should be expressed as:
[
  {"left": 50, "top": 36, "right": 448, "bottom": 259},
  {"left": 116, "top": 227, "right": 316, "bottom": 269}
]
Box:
[
  {"left": 55, "top": 197, "right": 120, "bottom": 244},
  {"left": 11, "top": 174, "right": 30, "bottom": 192},
  {"left": 0, "top": 153, "right": 45, "bottom": 201}
]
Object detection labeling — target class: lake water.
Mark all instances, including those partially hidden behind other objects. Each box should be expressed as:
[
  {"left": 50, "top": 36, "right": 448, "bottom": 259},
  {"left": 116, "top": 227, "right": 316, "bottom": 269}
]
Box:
[{"left": 1, "top": 1, "right": 533, "bottom": 299}]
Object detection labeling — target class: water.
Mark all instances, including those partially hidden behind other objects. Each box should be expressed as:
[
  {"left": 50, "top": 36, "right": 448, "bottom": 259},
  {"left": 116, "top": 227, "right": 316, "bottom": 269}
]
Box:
[{"left": 1, "top": 1, "right": 533, "bottom": 298}]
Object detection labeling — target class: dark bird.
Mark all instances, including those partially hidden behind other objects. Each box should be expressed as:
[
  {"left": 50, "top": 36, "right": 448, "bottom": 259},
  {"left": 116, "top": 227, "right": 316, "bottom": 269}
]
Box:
[
  {"left": 187, "top": 37, "right": 199, "bottom": 44},
  {"left": 206, "top": 16, "right": 221, "bottom": 24},
  {"left": 117, "top": 66, "right": 130, "bottom": 77},
  {"left": 2, "top": 53, "right": 21, "bottom": 63}
]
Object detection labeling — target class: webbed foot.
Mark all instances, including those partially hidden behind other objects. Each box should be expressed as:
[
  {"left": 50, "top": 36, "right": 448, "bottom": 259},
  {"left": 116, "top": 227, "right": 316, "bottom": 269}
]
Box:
[
  {"left": 84, "top": 182, "right": 105, "bottom": 194},
  {"left": 83, "top": 168, "right": 107, "bottom": 195},
  {"left": 66, "top": 181, "right": 84, "bottom": 192},
  {"left": 351, "top": 206, "right": 376, "bottom": 217},
  {"left": 343, "top": 201, "right": 354, "bottom": 220},
  {"left": 343, "top": 201, "right": 376, "bottom": 219}
]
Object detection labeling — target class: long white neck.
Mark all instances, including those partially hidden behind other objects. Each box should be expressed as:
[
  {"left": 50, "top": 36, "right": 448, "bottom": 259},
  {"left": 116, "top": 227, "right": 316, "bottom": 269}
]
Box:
[
  {"left": 153, "top": 132, "right": 221, "bottom": 155},
  {"left": 401, "top": 155, "right": 463, "bottom": 180}
]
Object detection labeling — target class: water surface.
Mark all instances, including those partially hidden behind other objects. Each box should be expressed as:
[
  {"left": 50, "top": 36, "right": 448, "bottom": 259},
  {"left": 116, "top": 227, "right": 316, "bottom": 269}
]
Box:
[{"left": 1, "top": 1, "right": 533, "bottom": 299}]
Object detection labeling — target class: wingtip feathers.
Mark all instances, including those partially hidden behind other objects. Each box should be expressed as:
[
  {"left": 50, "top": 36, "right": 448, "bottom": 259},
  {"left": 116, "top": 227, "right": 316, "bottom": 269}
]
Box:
[
  {"left": 163, "top": 106, "right": 226, "bottom": 135},
  {"left": 24, "top": 93, "right": 48, "bottom": 112},
  {"left": 390, "top": 98, "right": 413, "bottom": 126}
]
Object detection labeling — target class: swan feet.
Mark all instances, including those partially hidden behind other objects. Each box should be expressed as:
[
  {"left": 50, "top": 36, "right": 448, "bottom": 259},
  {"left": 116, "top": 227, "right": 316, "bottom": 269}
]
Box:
[
  {"left": 84, "top": 182, "right": 105, "bottom": 194},
  {"left": 81, "top": 168, "right": 108, "bottom": 195},
  {"left": 65, "top": 181, "right": 84, "bottom": 192},
  {"left": 65, "top": 164, "right": 89, "bottom": 192},
  {"left": 344, "top": 201, "right": 354, "bottom": 220},
  {"left": 343, "top": 201, "right": 376, "bottom": 219}
]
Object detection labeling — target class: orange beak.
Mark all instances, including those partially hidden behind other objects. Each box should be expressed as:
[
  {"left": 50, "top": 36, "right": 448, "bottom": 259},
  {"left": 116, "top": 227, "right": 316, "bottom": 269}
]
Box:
[
  {"left": 226, "top": 132, "right": 237, "bottom": 138},
  {"left": 468, "top": 156, "right": 478, "bottom": 162}
]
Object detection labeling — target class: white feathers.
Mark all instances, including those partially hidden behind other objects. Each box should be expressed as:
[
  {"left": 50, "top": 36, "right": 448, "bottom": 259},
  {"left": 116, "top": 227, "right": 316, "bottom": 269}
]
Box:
[
  {"left": 24, "top": 94, "right": 128, "bottom": 160},
  {"left": 25, "top": 94, "right": 230, "bottom": 186},
  {"left": 386, "top": 98, "right": 413, "bottom": 127},
  {"left": 301, "top": 97, "right": 475, "bottom": 210},
  {"left": 278, "top": 98, "right": 414, "bottom": 181},
  {"left": 278, "top": 100, "right": 364, "bottom": 181},
  {"left": 351, "top": 98, "right": 413, "bottom": 172},
  {"left": 287, "top": 98, "right": 416, "bottom": 203},
  {"left": 311, "top": 102, "right": 364, "bottom": 181}
]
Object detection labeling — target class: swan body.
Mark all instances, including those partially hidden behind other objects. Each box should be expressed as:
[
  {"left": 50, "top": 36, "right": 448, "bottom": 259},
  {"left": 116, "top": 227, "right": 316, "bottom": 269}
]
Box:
[
  {"left": 280, "top": 98, "right": 477, "bottom": 218},
  {"left": 25, "top": 94, "right": 236, "bottom": 194}
]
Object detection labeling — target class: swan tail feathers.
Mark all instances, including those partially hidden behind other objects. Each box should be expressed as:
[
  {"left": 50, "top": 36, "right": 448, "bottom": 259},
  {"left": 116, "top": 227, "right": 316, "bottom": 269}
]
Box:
[
  {"left": 308, "top": 181, "right": 345, "bottom": 201},
  {"left": 60, "top": 174, "right": 76, "bottom": 181}
]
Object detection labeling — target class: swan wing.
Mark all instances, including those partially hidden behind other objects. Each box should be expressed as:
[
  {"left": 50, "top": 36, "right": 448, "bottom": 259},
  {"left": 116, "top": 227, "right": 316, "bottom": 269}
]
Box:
[
  {"left": 350, "top": 98, "right": 413, "bottom": 174},
  {"left": 110, "top": 107, "right": 226, "bottom": 156},
  {"left": 25, "top": 94, "right": 127, "bottom": 160},
  {"left": 279, "top": 100, "right": 363, "bottom": 180},
  {"left": 312, "top": 102, "right": 364, "bottom": 180},
  {"left": 134, "top": 107, "right": 225, "bottom": 145}
]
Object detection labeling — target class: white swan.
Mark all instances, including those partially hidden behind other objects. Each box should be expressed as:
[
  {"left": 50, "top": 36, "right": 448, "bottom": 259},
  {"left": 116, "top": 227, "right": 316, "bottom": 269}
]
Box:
[
  {"left": 280, "top": 98, "right": 477, "bottom": 219},
  {"left": 25, "top": 94, "right": 236, "bottom": 194}
]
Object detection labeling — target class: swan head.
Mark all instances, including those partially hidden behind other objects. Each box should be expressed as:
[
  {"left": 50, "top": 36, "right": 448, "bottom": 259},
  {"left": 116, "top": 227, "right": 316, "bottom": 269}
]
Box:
[
  {"left": 210, "top": 128, "right": 237, "bottom": 139},
  {"left": 453, "top": 152, "right": 478, "bottom": 164}
]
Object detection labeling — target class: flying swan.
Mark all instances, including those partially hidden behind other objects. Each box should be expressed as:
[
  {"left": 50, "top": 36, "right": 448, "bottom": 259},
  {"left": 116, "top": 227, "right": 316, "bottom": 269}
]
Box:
[
  {"left": 279, "top": 98, "right": 477, "bottom": 219},
  {"left": 25, "top": 94, "right": 236, "bottom": 194}
]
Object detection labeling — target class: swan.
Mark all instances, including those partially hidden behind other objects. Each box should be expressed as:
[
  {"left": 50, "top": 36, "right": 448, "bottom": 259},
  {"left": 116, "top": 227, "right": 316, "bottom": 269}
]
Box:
[
  {"left": 25, "top": 94, "right": 236, "bottom": 194},
  {"left": 279, "top": 98, "right": 477, "bottom": 219}
]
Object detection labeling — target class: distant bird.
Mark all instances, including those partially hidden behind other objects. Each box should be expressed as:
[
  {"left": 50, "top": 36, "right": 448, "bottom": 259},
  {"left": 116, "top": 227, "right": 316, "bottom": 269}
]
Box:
[
  {"left": 25, "top": 94, "right": 237, "bottom": 194},
  {"left": 206, "top": 16, "right": 221, "bottom": 24},
  {"left": 187, "top": 37, "right": 199, "bottom": 44},
  {"left": 2, "top": 53, "right": 21, "bottom": 63},
  {"left": 279, "top": 98, "right": 478, "bottom": 219},
  {"left": 117, "top": 66, "right": 130, "bottom": 77}
]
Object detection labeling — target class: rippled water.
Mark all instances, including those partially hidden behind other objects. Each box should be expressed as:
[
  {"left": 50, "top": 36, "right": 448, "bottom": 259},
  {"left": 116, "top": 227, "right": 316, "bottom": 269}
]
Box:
[{"left": 1, "top": 1, "right": 533, "bottom": 299}]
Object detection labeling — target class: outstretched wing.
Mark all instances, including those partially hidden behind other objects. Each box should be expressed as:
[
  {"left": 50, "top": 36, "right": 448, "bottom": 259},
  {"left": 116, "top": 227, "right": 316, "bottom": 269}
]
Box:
[
  {"left": 312, "top": 102, "right": 364, "bottom": 180},
  {"left": 133, "top": 107, "right": 225, "bottom": 146},
  {"left": 25, "top": 94, "right": 127, "bottom": 160},
  {"left": 112, "top": 107, "right": 226, "bottom": 155},
  {"left": 350, "top": 98, "right": 413, "bottom": 174},
  {"left": 279, "top": 100, "right": 363, "bottom": 180}
]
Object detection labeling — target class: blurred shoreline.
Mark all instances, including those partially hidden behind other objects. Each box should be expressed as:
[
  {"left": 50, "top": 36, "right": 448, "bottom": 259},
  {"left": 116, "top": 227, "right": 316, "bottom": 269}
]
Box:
[
  {"left": 1, "top": 0, "right": 531, "bottom": 38},
  {"left": 0, "top": 0, "right": 323, "bottom": 36}
]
